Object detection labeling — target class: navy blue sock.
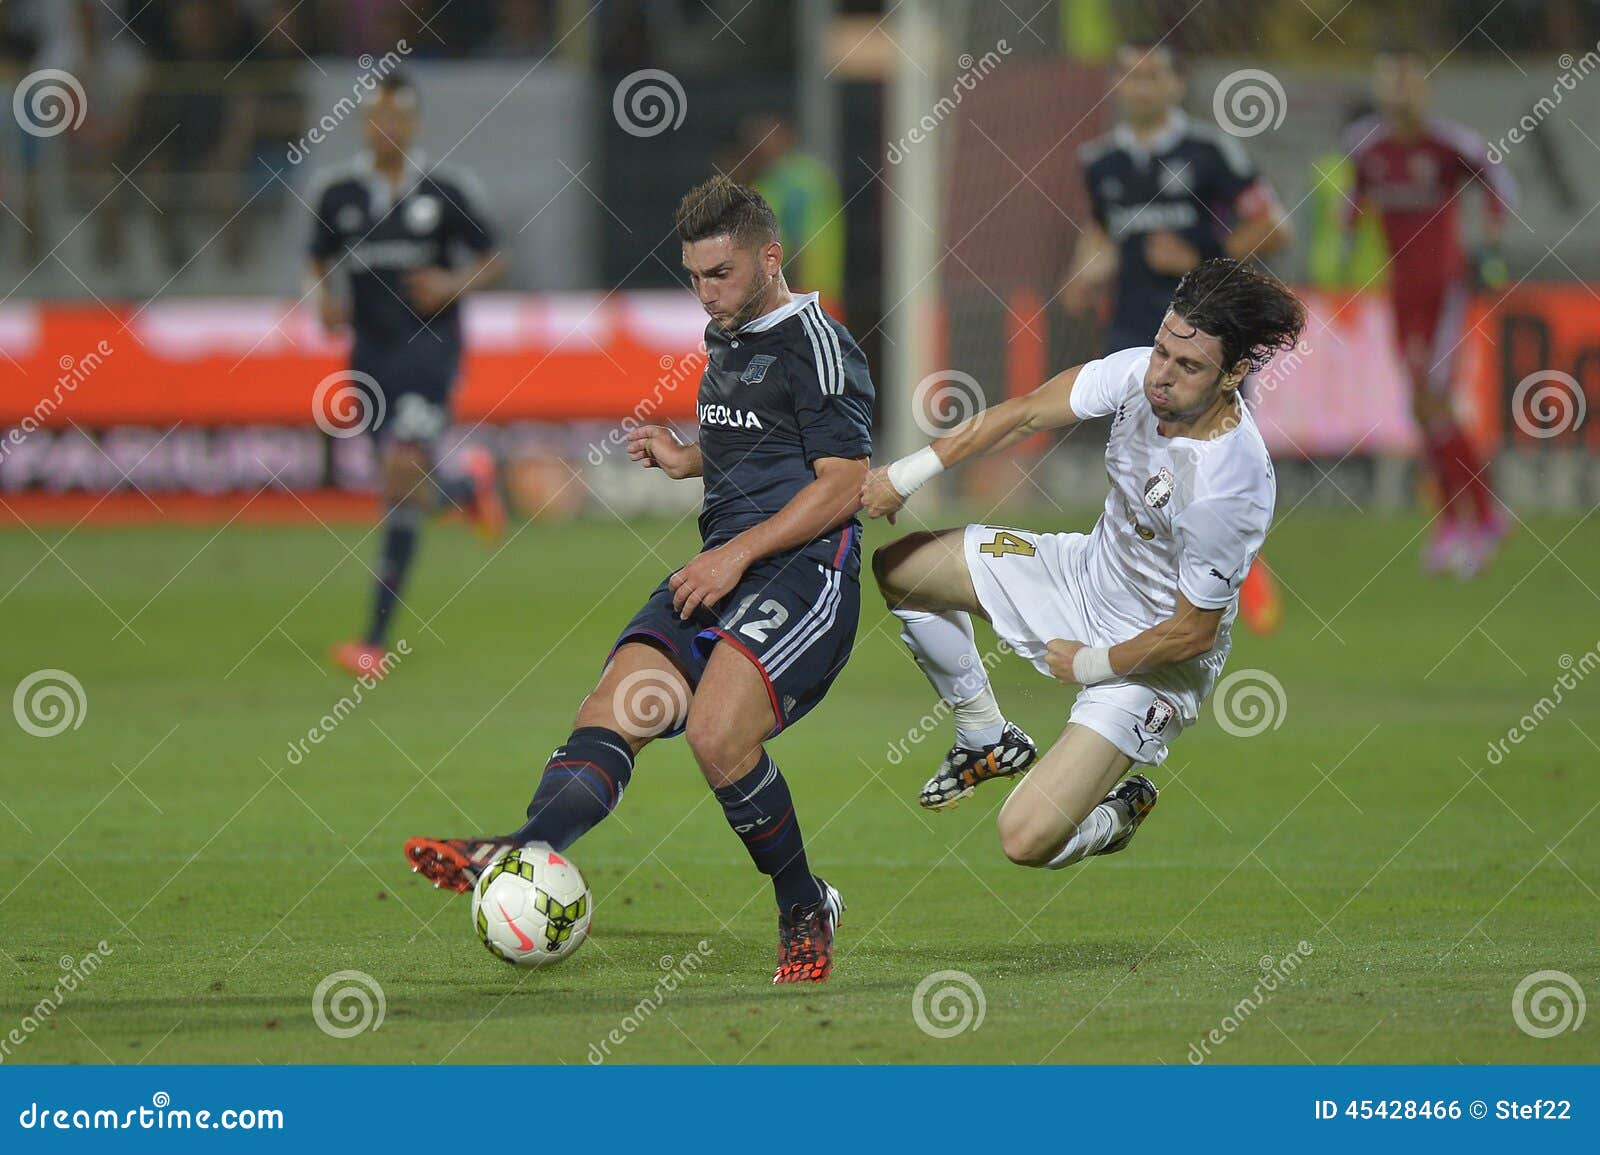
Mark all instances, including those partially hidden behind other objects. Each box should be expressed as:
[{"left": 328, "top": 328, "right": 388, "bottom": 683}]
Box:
[
  {"left": 508, "top": 727, "right": 635, "bottom": 851},
  {"left": 714, "top": 752, "right": 823, "bottom": 912},
  {"left": 433, "top": 472, "right": 475, "bottom": 510},
  {"left": 365, "top": 504, "right": 422, "bottom": 646}
]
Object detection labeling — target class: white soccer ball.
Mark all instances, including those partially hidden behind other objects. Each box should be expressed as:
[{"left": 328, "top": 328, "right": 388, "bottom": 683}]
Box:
[{"left": 471, "top": 842, "right": 592, "bottom": 967}]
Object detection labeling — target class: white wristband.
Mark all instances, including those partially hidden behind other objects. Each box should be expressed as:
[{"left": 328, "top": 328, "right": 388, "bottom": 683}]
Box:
[
  {"left": 1071, "top": 646, "right": 1114, "bottom": 685},
  {"left": 885, "top": 446, "right": 944, "bottom": 497}
]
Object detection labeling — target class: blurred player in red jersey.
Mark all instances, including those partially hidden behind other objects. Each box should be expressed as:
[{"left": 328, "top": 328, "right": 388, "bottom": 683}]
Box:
[{"left": 1345, "top": 48, "right": 1517, "bottom": 578}]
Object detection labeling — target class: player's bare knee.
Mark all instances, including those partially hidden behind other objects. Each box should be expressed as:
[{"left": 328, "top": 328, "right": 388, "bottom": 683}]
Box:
[
  {"left": 382, "top": 445, "right": 429, "bottom": 507},
  {"left": 683, "top": 716, "right": 758, "bottom": 788},
  {"left": 996, "top": 807, "right": 1059, "bottom": 868},
  {"left": 872, "top": 533, "right": 929, "bottom": 606}
]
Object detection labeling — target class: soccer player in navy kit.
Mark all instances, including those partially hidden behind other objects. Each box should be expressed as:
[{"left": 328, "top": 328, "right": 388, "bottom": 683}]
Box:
[
  {"left": 1065, "top": 42, "right": 1292, "bottom": 635},
  {"left": 307, "top": 72, "right": 506, "bottom": 678},
  {"left": 405, "top": 177, "right": 874, "bottom": 984}
]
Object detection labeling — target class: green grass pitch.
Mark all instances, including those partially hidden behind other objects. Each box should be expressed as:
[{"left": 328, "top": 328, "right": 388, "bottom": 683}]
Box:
[{"left": 1, "top": 506, "right": 1596, "bottom": 1064}]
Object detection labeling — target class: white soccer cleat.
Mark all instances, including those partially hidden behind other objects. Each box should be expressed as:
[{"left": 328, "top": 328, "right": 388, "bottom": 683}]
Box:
[{"left": 918, "top": 722, "right": 1038, "bottom": 810}]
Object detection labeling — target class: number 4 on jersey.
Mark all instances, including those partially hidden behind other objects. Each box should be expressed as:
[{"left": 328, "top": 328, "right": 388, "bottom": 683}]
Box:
[{"left": 979, "top": 530, "right": 1036, "bottom": 559}]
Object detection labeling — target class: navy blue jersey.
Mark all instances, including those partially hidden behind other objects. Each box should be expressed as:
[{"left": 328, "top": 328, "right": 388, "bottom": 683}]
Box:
[
  {"left": 1079, "top": 112, "right": 1272, "bottom": 351},
  {"left": 308, "top": 153, "right": 496, "bottom": 350},
  {"left": 695, "top": 292, "right": 874, "bottom": 573}
]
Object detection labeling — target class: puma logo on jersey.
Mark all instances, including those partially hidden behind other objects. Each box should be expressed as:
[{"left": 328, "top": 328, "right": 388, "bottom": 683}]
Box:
[
  {"left": 699, "top": 403, "right": 765, "bottom": 430},
  {"left": 1208, "top": 565, "right": 1241, "bottom": 588}
]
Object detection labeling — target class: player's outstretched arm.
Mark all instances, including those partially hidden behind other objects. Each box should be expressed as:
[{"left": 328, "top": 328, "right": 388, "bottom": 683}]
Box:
[
  {"left": 668, "top": 455, "right": 867, "bottom": 620},
  {"left": 860, "top": 364, "right": 1090, "bottom": 521},
  {"left": 1044, "top": 592, "right": 1223, "bottom": 685},
  {"left": 626, "top": 424, "right": 702, "bottom": 479}
]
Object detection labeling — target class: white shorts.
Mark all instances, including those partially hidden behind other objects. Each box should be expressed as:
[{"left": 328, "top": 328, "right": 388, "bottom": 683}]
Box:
[{"left": 962, "top": 524, "right": 1208, "bottom": 766}]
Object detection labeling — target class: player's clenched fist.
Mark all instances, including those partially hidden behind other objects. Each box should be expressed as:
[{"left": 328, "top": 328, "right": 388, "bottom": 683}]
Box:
[
  {"left": 859, "top": 466, "right": 904, "bottom": 523},
  {"left": 1045, "top": 639, "right": 1088, "bottom": 685},
  {"left": 627, "top": 425, "right": 700, "bottom": 479},
  {"left": 669, "top": 544, "right": 747, "bottom": 620}
]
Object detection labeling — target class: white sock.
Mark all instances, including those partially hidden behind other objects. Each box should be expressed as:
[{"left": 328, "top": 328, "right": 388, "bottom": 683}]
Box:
[
  {"left": 892, "top": 608, "right": 1005, "bottom": 749},
  {"left": 1045, "top": 803, "right": 1117, "bottom": 869}
]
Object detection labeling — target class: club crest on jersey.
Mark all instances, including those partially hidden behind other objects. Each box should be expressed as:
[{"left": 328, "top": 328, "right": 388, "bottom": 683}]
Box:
[
  {"left": 698, "top": 402, "right": 763, "bottom": 430},
  {"left": 405, "top": 194, "right": 441, "bottom": 233},
  {"left": 1143, "top": 696, "right": 1176, "bottom": 735},
  {"left": 1158, "top": 159, "right": 1194, "bottom": 196},
  {"left": 1143, "top": 467, "right": 1176, "bottom": 509},
  {"left": 740, "top": 354, "right": 777, "bottom": 385}
]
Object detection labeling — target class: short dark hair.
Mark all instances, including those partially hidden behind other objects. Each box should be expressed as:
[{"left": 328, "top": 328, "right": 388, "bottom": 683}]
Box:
[
  {"left": 674, "top": 176, "right": 779, "bottom": 249},
  {"left": 1118, "top": 39, "right": 1180, "bottom": 73},
  {"left": 1168, "top": 259, "right": 1306, "bottom": 373},
  {"left": 376, "top": 70, "right": 418, "bottom": 103}
]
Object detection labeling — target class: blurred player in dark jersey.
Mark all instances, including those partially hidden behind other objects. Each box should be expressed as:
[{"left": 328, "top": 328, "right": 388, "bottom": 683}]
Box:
[
  {"left": 307, "top": 72, "right": 506, "bottom": 677},
  {"left": 1346, "top": 48, "right": 1516, "bottom": 579},
  {"left": 404, "top": 177, "right": 874, "bottom": 984},
  {"left": 1066, "top": 41, "right": 1293, "bottom": 635}
]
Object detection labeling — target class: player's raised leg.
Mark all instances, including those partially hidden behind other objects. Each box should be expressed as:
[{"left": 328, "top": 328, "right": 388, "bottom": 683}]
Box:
[
  {"left": 871, "top": 529, "right": 1037, "bottom": 810},
  {"left": 404, "top": 641, "right": 682, "bottom": 891},
  {"left": 995, "top": 722, "right": 1157, "bottom": 868},
  {"left": 685, "top": 644, "right": 842, "bottom": 984}
]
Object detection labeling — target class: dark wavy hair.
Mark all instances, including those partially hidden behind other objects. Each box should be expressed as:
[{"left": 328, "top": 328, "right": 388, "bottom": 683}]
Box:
[
  {"left": 1168, "top": 258, "right": 1306, "bottom": 373},
  {"left": 673, "top": 176, "right": 778, "bottom": 250}
]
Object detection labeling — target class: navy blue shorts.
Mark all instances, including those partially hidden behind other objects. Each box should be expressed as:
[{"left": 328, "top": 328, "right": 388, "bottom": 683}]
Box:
[
  {"left": 608, "top": 547, "right": 861, "bottom": 739},
  {"left": 351, "top": 338, "right": 460, "bottom": 445}
]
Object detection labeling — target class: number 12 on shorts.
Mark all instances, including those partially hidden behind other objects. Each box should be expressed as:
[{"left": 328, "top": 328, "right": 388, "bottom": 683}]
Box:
[{"left": 979, "top": 530, "right": 1036, "bottom": 559}]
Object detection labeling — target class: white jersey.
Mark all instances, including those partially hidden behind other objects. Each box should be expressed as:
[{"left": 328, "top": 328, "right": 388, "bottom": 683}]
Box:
[{"left": 1069, "top": 345, "right": 1275, "bottom": 671}]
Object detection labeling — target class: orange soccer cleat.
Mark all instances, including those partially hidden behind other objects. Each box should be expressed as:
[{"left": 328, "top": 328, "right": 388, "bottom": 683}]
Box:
[
  {"left": 773, "top": 880, "right": 845, "bottom": 984},
  {"left": 329, "top": 640, "right": 392, "bottom": 680},
  {"left": 404, "top": 836, "right": 517, "bottom": 893},
  {"left": 460, "top": 446, "right": 506, "bottom": 543},
  {"left": 1237, "top": 557, "right": 1282, "bottom": 636}
]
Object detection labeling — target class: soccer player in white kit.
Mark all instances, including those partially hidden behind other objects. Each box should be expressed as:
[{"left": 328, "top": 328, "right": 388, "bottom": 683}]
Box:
[{"left": 861, "top": 260, "right": 1305, "bottom": 869}]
